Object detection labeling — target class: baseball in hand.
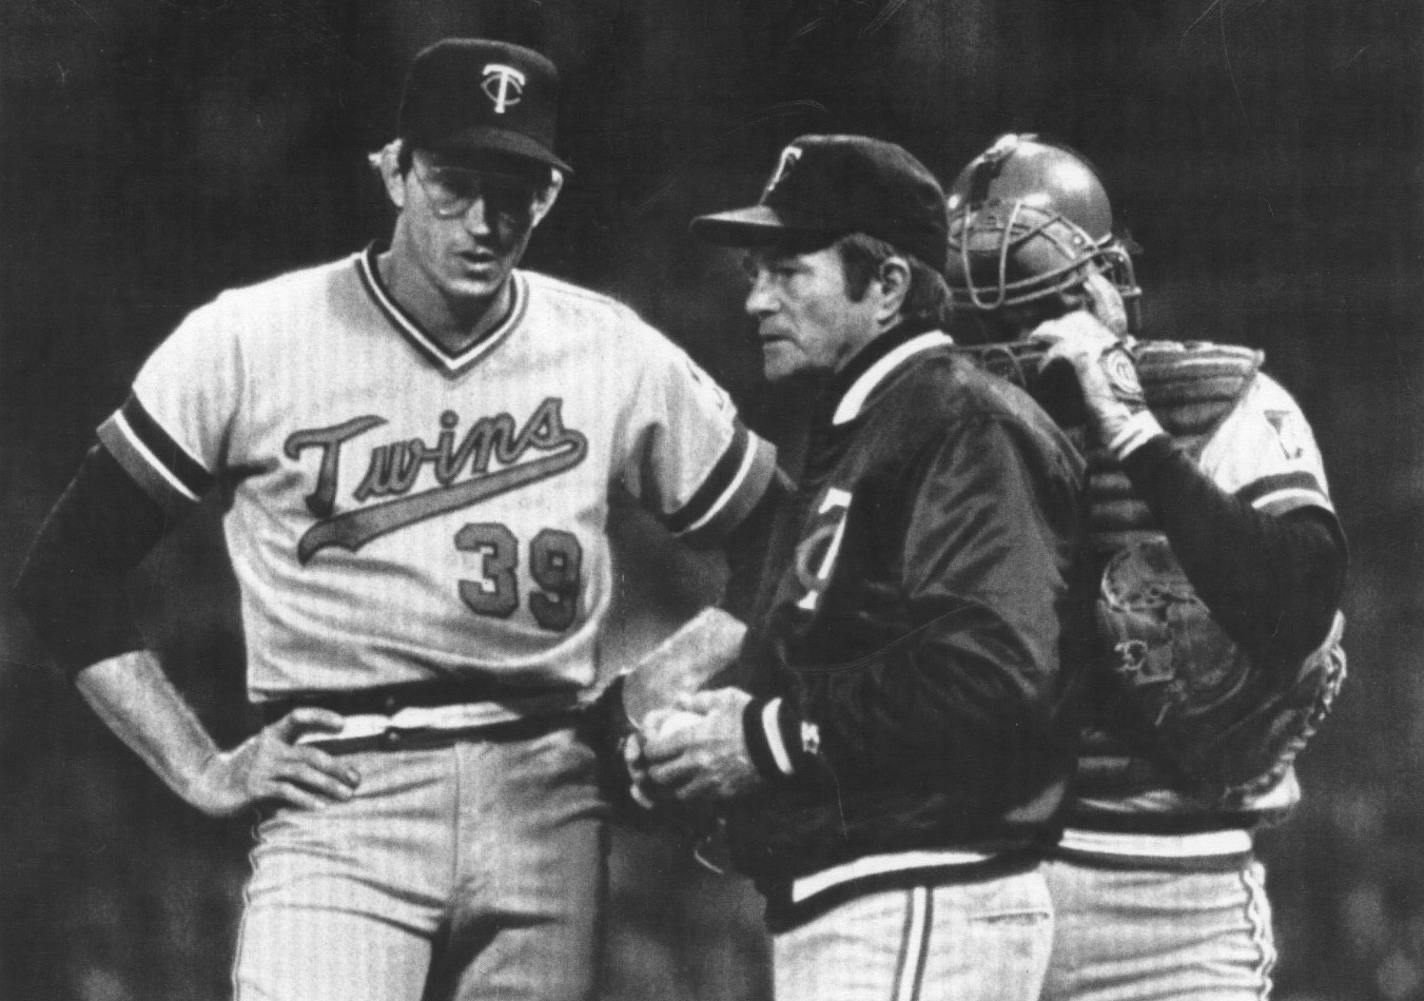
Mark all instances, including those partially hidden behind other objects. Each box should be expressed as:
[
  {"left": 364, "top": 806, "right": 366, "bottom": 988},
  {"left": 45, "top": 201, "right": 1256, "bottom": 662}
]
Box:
[{"left": 643, "top": 708, "right": 703, "bottom": 741}]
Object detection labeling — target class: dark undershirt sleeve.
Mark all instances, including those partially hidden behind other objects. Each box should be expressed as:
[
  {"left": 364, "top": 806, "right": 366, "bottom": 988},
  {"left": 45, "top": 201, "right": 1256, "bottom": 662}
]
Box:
[
  {"left": 1122, "top": 435, "right": 1346, "bottom": 664},
  {"left": 12, "top": 445, "right": 175, "bottom": 677}
]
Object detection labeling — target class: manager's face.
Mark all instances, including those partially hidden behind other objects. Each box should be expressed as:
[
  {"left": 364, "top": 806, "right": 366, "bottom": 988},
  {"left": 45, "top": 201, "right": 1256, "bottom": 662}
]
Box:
[{"left": 742, "top": 244, "right": 880, "bottom": 383}]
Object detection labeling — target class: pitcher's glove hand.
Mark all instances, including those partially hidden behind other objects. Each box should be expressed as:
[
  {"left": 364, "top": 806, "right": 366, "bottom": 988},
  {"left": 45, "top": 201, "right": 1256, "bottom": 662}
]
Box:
[
  {"left": 586, "top": 680, "right": 714, "bottom": 833},
  {"left": 585, "top": 609, "right": 746, "bottom": 828}
]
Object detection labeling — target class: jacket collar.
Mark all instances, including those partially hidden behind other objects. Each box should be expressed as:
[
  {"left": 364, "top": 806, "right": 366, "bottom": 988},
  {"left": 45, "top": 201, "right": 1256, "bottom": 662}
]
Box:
[{"left": 820, "top": 322, "right": 954, "bottom": 426}]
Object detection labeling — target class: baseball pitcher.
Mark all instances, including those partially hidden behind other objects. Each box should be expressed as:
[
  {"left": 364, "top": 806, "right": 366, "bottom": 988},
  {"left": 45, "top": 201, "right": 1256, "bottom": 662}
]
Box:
[{"left": 13, "top": 38, "right": 779, "bottom": 1001}]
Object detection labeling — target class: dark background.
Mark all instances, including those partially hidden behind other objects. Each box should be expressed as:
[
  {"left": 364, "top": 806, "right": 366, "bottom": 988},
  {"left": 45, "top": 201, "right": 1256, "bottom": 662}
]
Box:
[{"left": 2, "top": 1, "right": 1421, "bottom": 999}]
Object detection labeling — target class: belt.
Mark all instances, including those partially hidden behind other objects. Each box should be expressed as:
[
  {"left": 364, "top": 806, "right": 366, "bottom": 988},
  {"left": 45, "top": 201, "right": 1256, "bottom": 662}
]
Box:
[
  {"left": 1061, "top": 810, "right": 1262, "bottom": 835},
  {"left": 296, "top": 710, "right": 585, "bottom": 755},
  {"left": 260, "top": 679, "right": 579, "bottom": 725},
  {"left": 1053, "top": 826, "right": 1254, "bottom": 861},
  {"left": 258, "top": 681, "right": 588, "bottom": 754}
]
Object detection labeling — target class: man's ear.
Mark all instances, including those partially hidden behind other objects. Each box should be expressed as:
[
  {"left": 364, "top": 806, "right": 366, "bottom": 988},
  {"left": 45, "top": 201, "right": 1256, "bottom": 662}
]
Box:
[
  {"left": 874, "top": 256, "right": 912, "bottom": 325},
  {"left": 371, "top": 140, "right": 406, "bottom": 210},
  {"left": 530, "top": 170, "right": 564, "bottom": 228}
]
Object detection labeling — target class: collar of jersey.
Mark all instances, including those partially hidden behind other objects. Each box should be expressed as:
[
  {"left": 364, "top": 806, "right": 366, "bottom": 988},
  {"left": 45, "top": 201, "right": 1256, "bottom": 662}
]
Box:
[
  {"left": 827, "top": 326, "right": 954, "bottom": 426},
  {"left": 356, "top": 243, "right": 527, "bottom": 378}
]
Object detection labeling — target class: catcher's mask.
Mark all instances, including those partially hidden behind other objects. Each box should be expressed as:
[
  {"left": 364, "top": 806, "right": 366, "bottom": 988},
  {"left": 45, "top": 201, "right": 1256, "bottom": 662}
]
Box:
[{"left": 945, "top": 133, "right": 1141, "bottom": 334}]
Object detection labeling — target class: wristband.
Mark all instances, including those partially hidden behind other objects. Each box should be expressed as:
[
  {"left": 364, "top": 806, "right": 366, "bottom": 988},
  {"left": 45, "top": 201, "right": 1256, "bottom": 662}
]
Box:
[
  {"left": 741, "top": 697, "right": 818, "bottom": 780},
  {"left": 1107, "top": 409, "right": 1166, "bottom": 461},
  {"left": 743, "top": 697, "right": 793, "bottom": 779}
]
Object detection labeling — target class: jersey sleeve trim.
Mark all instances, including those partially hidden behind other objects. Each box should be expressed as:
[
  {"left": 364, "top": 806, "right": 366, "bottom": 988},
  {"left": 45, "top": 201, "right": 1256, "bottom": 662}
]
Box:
[
  {"left": 664, "top": 424, "right": 777, "bottom": 546},
  {"left": 1236, "top": 470, "right": 1332, "bottom": 516},
  {"left": 97, "top": 394, "right": 212, "bottom": 507}
]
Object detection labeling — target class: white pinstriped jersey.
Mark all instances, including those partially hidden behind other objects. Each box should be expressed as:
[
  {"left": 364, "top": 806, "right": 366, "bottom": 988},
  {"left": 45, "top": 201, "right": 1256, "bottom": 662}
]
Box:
[{"left": 99, "top": 248, "right": 775, "bottom": 711}]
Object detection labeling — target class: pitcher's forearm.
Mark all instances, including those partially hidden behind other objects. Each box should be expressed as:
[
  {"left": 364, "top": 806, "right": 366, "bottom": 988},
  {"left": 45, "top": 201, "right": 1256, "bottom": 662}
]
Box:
[{"left": 75, "top": 650, "right": 224, "bottom": 808}]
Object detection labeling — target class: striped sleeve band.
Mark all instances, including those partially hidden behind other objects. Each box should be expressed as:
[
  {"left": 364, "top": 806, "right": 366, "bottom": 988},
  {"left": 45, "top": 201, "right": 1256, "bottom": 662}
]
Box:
[
  {"left": 665, "top": 422, "right": 779, "bottom": 547},
  {"left": 743, "top": 696, "right": 807, "bottom": 781},
  {"left": 1236, "top": 471, "right": 1332, "bottom": 516},
  {"left": 96, "top": 394, "right": 213, "bottom": 509}
]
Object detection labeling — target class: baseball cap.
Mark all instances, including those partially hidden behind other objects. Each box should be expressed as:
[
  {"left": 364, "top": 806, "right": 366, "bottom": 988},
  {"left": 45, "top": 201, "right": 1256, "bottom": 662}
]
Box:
[
  {"left": 691, "top": 135, "right": 947, "bottom": 273},
  {"left": 398, "top": 38, "right": 572, "bottom": 175}
]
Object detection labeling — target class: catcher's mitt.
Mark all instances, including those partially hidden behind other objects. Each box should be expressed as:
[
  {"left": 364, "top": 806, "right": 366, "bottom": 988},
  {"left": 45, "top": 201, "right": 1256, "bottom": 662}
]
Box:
[{"left": 1097, "top": 536, "right": 1346, "bottom": 802}]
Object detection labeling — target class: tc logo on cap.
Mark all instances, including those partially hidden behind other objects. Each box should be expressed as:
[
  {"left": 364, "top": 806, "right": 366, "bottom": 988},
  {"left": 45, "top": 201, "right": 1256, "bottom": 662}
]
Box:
[
  {"left": 481, "top": 63, "right": 526, "bottom": 114},
  {"left": 762, "top": 145, "right": 802, "bottom": 199}
]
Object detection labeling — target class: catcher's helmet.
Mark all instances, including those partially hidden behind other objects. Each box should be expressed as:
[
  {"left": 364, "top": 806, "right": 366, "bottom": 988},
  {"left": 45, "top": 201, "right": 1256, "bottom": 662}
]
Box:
[{"left": 945, "top": 134, "right": 1141, "bottom": 332}]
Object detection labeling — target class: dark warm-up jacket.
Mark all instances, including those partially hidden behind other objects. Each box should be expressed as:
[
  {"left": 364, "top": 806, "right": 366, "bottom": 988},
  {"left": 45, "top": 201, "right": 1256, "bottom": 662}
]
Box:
[{"left": 725, "top": 324, "right": 1089, "bottom": 926}]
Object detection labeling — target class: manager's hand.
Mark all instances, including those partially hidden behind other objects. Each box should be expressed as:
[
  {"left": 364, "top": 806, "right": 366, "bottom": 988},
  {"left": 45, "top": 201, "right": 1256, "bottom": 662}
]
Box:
[{"left": 641, "top": 688, "right": 760, "bottom": 806}]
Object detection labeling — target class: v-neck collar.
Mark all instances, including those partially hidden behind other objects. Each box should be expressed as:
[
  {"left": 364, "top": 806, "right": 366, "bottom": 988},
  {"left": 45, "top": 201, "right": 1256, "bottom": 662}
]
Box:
[{"left": 356, "top": 244, "right": 527, "bottom": 378}]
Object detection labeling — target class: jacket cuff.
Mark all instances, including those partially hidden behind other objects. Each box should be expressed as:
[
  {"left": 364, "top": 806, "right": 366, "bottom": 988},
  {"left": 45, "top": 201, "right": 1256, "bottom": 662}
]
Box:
[{"left": 743, "top": 696, "right": 815, "bottom": 781}]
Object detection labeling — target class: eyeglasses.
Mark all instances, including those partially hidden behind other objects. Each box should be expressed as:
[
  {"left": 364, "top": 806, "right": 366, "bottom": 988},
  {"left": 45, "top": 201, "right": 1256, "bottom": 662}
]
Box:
[{"left": 412, "top": 155, "right": 544, "bottom": 223}]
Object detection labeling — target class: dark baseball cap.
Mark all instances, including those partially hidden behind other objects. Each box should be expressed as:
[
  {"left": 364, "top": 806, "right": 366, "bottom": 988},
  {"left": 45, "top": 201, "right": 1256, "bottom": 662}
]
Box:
[
  {"left": 398, "top": 38, "right": 572, "bottom": 175},
  {"left": 691, "top": 134, "right": 947, "bottom": 272}
]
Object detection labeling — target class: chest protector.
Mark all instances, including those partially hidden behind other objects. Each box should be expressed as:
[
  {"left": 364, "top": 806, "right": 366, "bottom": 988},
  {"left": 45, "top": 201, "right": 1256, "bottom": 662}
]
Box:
[{"left": 955, "top": 339, "right": 1346, "bottom": 805}]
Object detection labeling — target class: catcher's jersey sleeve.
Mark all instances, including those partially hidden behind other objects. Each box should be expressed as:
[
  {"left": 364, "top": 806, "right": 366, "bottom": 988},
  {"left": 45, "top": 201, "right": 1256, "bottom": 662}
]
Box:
[
  {"left": 1198, "top": 373, "right": 1333, "bottom": 516},
  {"left": 95, "top": 253, "right": 774, "bottom": 706}
]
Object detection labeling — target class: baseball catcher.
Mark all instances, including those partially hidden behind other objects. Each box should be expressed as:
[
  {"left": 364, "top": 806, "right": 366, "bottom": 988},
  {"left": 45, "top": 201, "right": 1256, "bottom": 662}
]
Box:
[{"left": 944, "top": 133, "right": 1348, "bottom": 1001}]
